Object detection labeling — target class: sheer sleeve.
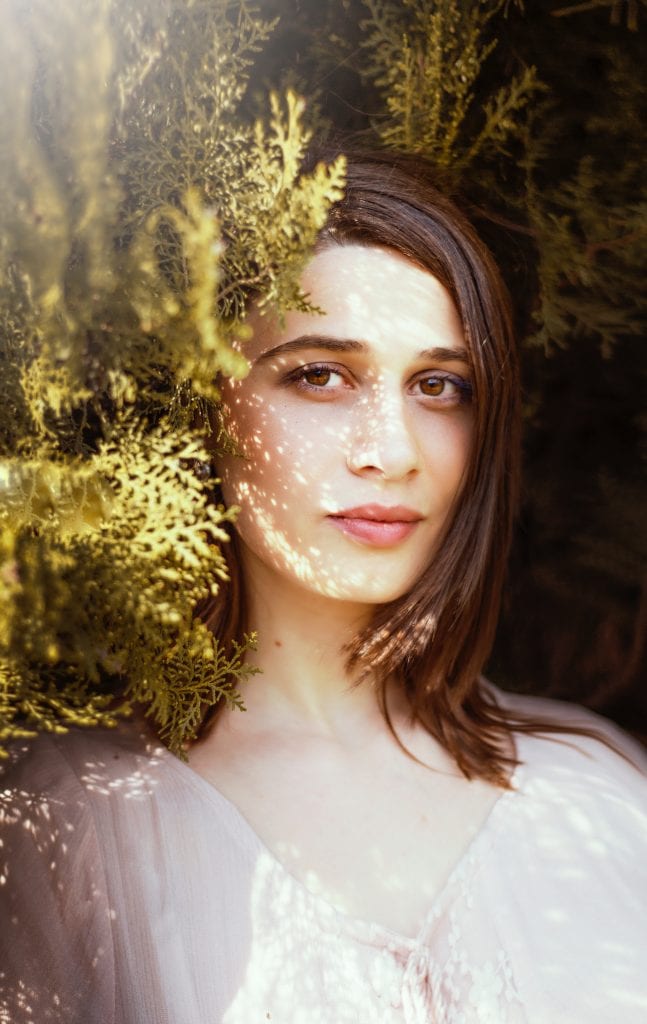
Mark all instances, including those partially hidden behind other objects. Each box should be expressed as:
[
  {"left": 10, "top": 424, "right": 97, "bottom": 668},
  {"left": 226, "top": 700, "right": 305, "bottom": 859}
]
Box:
[{"left": 0, "top": 736, "right": 115, "bottom": 1024}]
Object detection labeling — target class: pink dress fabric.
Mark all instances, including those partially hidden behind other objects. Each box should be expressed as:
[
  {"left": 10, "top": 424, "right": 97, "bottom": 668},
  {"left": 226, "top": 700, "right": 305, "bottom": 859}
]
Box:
[{"left": 1, "top": 688, "right": 646, "bottom": 1024}]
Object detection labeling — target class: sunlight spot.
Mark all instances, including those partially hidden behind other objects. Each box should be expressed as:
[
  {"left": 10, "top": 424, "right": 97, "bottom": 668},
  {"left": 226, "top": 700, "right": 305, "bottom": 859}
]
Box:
[{"left": 545, "top": 907, "right": 567, "bottom": 924}]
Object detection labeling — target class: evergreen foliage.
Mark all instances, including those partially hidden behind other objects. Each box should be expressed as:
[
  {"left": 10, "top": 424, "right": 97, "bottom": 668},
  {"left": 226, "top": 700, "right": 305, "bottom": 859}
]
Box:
[
  {"left": 358, "top": 0, "right": 539, "bottom": 169},
  {"left": 0, "top": 0, "right": 344, "bottom": 754}
]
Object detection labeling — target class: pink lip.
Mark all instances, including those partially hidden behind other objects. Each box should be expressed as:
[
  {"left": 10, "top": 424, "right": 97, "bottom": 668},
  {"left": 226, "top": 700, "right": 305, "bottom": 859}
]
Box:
[
  {"left": 333, "top": 504, "right": 422, "bottom": 522},
  {"left": 327, "top": 504, "right": 423, "bottom": 548}
]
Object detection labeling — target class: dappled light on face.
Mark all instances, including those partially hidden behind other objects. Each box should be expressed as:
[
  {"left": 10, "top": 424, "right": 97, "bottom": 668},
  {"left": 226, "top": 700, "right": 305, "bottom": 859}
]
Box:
[
  {"left": 231, "top": 471, "right": 352, "bottom": 599},
  {"left": 219, "top": 389, "right": 446, "bottom": 602},
  {"left": 216, "top": 244, "right": 474, "bottom": 609}
]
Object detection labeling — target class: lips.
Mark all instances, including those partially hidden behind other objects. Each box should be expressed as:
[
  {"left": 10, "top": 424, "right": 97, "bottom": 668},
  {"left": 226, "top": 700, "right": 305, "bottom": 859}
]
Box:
[
  {"left": 327, "top": 504, "right": 423, "bottom": 547},
  {"left": 333, "top": 504, "right": 422, "bottom": 523}
]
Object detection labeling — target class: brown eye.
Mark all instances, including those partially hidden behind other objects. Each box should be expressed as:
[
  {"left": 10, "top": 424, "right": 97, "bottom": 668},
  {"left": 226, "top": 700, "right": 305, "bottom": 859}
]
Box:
[
  {"left": 419, "top": 376, "right": 445, "bottom": 396},
  {"left": 304, "top": 367, "right": 332, "bottom": 387}
]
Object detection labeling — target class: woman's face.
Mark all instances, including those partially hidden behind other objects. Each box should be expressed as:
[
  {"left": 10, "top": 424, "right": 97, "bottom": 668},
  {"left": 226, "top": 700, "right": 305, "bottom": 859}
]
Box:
[{"left": 217, "top": 244, "right": 473, "bottom": 606}]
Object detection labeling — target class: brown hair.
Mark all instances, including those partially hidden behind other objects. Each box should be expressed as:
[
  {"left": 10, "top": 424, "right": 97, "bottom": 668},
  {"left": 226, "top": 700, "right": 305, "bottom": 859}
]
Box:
[{"left": 200, "top": 148, "right": 612, "bottom": 786}]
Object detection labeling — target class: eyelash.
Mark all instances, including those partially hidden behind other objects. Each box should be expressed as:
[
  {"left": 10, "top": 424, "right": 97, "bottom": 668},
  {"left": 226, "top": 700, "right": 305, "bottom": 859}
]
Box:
[{"left": 282, "top": 362, "right": 473, "bottom": 405}]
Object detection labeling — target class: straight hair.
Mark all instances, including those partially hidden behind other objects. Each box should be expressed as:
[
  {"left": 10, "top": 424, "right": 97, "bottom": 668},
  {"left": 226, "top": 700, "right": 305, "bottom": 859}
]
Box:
[{"left": 199, "top": 149, "right": 617, "bottom": 786}]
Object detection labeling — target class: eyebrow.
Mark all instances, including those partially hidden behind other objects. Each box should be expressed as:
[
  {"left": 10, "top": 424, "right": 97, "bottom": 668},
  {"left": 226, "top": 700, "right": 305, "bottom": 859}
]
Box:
[{"left": 255, "top": 334, "right": 470, "bottom": 365}]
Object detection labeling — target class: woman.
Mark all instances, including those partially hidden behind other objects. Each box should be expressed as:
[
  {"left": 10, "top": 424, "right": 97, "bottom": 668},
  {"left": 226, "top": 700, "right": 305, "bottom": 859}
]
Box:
[{"left": 1, "top": 151, "right": 646, "bottom": 1024}]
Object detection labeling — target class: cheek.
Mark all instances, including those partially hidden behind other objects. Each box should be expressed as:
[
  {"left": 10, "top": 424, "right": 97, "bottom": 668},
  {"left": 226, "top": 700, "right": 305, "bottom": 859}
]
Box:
[
  {"left": 216, "top": 394, "right": 321, "bottom": 527},
  {"left": 420, "top": 413, "right": 473, "bottom": 499}
]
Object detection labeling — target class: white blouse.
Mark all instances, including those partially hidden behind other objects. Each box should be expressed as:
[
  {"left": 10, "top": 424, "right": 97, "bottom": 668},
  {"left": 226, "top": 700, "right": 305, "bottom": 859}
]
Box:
[{"left": 1, "top": 690, "right": 646, "bottom": 1024}]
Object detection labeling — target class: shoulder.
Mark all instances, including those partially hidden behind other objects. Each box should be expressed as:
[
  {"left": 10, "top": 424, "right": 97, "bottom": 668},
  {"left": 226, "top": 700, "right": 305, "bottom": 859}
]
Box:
[
  {"left": 474, "top": 689, "right": 647, "bottom": 1020},
  {"left": 0, "top": 722, "right": 157, "bottom": 875},
  {"left": 0, "top": 729, "right": 133, "bottom": 1023},
  {"left": 489, "top": 685, "right": 647, "bottom": 855},
  {"left": 1, "top": 724, "right": 260, "bottom": 1024},
  {"left": 1, "top": 719, "right": 161, "bottom": 807},
  {"left": 491, "top": 684, "right": 647, "bottom": 778},
  {"left": 1, "top": 718, "right": 258, "bottom": 861},
  {"left": 0, "top": 720, "right": 195, "bottom": 873}
]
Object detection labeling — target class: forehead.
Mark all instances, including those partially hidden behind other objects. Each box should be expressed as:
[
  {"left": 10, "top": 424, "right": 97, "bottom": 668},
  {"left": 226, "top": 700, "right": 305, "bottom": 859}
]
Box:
[{"left": 246, "top": 243, "right": 464, "bottom": 358}]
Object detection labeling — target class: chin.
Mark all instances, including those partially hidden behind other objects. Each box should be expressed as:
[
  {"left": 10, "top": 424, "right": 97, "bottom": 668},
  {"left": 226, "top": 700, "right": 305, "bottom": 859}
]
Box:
[
  {"left": 310, "top": 574, "right": 415, "bottom": 606},
  {"left": 239, "top": 532, "right": 422, "bottom": 607}
]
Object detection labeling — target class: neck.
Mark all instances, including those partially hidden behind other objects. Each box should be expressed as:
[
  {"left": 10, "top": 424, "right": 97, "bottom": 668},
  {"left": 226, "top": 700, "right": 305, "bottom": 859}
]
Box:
[{"left": 219, "top": 545, "right": 395, "bottom": 742}]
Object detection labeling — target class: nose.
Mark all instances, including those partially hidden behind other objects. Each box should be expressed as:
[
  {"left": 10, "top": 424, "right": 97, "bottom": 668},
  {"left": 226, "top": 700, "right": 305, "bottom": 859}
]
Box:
[{"left": 345, "top": 386, "right": 421, "bottom": 482}]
